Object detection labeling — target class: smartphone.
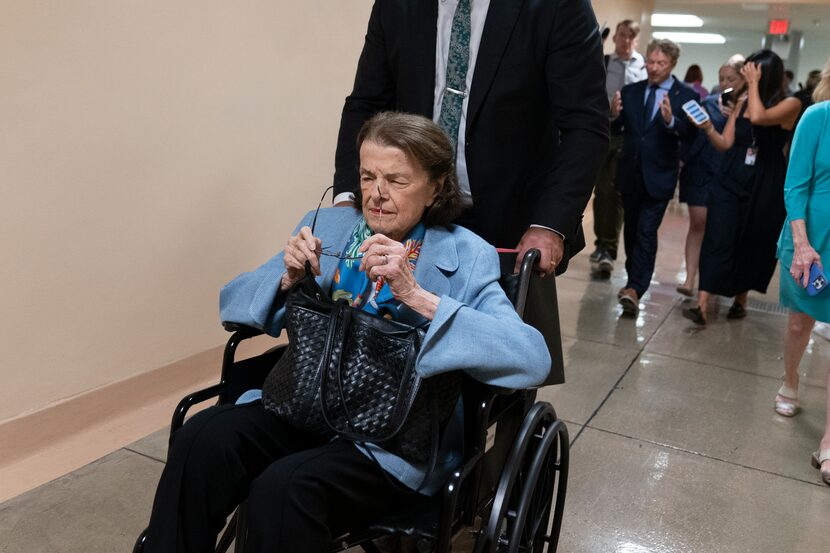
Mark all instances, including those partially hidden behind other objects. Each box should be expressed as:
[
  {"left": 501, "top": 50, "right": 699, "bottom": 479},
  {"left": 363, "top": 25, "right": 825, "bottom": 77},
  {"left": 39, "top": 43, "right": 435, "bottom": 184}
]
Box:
[
  {"left": 720, "top": 87, "right": 735, "bottom": 105},
  {"left": 682, "top": 99, "right": 710, "bottom": 125},
  {"left": 807, "top": 263, "right": 827, "bottom": 296}
]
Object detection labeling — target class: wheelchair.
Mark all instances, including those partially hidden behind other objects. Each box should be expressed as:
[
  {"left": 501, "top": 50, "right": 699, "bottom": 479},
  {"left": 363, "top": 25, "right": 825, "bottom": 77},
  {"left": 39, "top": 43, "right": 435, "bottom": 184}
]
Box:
[{"left": 134, "top": 249, "right": 569, "bottom": 553}]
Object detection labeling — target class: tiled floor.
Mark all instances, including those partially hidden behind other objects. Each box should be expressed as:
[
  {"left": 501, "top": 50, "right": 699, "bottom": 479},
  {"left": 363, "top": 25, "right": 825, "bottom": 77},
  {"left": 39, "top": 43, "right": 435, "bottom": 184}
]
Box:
[{"left": 3, "top": 203, "right": 829, "bottom": 553}]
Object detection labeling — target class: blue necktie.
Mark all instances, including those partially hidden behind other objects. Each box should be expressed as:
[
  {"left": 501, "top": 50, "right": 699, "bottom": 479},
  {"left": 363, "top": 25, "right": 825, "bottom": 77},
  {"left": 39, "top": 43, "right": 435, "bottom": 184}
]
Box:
[
  {"left": 643, "top": 84, "right": 657, "bottom": 127},
  {"left": 438, "top": 0, "right": 471, "bottom": 153}
]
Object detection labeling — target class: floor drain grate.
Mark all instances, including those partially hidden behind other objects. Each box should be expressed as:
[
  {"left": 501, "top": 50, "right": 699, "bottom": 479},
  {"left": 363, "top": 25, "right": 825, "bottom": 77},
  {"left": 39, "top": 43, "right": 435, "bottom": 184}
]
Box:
[{"left": 716, "top": 297, "right": 788, "bottom": 315}]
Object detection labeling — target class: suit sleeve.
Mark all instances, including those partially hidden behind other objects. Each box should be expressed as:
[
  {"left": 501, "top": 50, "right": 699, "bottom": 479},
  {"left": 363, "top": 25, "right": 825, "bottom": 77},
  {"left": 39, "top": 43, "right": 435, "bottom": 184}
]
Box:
[
  {"left": 333, "top": 0, "right": 396, "bottom": 198},
  {"left": 534, "top": 0, "right": 610, "bottom": 244},
  {"left": 416, "top": 246, "right": 551, "bottom": 389}
]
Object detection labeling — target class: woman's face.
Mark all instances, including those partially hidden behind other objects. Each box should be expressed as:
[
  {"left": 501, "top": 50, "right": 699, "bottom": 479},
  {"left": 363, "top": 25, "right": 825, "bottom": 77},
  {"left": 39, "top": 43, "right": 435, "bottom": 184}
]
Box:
[
  {"left": 359, "top": 140, "right": 438, "bottom": 242},
  {"left": 719, "top": 66, "right": 745, "bottom": 96}
]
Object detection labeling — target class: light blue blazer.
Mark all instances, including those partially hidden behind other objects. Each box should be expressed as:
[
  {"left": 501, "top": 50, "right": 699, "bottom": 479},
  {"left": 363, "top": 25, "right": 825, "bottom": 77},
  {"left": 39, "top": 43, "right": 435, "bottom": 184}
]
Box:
[{"left": 220, "top": 207, "right": 551, "bottom": 494}]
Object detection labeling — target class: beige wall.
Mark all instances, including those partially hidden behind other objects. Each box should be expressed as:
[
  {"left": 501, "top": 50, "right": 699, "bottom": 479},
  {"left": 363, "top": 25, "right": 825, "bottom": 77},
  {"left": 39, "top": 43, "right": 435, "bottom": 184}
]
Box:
[{"left": 0, "top": 0, "right": 374, "bottom": 423}]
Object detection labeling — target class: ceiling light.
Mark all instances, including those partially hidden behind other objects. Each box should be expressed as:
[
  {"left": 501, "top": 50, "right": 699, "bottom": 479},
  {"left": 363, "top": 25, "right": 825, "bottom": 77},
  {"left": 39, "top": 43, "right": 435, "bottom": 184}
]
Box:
[
  {"left": 652, "top": 32, "right": 726, "bottom": 44},
  {"left": 651, "top": 14, "right": 704, "bottom": 27}
]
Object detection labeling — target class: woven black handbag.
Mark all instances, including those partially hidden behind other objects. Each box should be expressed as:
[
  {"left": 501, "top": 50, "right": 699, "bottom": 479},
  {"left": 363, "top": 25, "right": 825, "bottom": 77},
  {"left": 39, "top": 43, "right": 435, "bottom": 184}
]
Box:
[{"left": 261, "top": 267, "right": 461, "bottom": 466}]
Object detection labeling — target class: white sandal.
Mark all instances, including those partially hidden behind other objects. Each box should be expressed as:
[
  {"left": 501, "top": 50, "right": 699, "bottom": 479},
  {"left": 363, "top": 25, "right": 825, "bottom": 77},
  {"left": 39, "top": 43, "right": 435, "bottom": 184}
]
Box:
[
  {"left": 810, "top": 449, "right": 830, "bottom": 486},
  {"left": 774, "top": 384, "right": 800, "bottom": 417}
]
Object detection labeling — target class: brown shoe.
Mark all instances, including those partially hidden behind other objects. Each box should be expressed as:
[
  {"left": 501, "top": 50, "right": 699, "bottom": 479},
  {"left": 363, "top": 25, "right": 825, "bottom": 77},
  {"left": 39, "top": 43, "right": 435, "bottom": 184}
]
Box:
[
  {"left": 619, "top": 288, "right": 639, "bottom": 315},
  {"left": 617, "top": 286, "right": 627, "bottom": 299},
  {"left": 676, "top": 285, "right": 694, "bottom": 297}
]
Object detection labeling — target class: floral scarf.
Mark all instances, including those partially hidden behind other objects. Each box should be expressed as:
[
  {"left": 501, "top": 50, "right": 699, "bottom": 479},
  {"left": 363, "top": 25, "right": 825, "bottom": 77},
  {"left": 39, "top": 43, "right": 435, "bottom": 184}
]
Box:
[{"left": 331, "top": 217, "right": 425, "bottom": 320}]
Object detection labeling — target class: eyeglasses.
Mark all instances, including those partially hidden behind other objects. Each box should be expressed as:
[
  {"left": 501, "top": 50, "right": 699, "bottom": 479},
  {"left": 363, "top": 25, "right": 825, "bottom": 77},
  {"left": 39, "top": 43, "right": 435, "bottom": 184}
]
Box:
[{"left": 311, "top": 185, "right": 364, "bottom": 261}]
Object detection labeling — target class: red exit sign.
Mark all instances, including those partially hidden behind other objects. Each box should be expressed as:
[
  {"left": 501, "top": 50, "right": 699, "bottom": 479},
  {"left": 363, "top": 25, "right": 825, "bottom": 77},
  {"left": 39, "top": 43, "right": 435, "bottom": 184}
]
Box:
[{"left": 769, "top": 19, "right": 790, "bottom": 35}]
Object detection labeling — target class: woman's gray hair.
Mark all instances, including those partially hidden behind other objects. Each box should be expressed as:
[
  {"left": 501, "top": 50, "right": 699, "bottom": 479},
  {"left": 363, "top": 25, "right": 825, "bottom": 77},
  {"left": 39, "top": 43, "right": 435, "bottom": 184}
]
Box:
[{"left": 355, "top": 112, "right": 463, "bottom": 227}]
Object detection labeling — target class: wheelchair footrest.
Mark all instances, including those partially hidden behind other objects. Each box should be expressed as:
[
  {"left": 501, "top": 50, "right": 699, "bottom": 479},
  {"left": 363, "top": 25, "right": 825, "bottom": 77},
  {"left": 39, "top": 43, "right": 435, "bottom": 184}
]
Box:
[{"left": 366, "top": 496, "right": 441, "bottom": 541}]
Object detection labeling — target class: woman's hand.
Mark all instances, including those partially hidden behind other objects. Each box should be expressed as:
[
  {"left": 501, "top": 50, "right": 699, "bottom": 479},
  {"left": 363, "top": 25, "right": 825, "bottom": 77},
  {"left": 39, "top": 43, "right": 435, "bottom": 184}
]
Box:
[
  {"left": 360, "top": 233, "right": 439, "bottom": 319},
  {"left": 719, "top": 96, "right": 735, "bottom": 118},
  {"left": 741, "top": 62, "right": 761, "bottom": 86},
  {"left": 360, "top": 234, "right": 418, "bottom": 299},
  {"left": 687, "top": 112, "right": 713, "bottom": 131},
  {"left": 790, "top": 219, "right": 821, "bottom": 288},
  {"left": 281, "top": 226, "right": 322, "bottom": 291},
  {"left": 791, "top": 242, "right": 822, "bottom": 288}
]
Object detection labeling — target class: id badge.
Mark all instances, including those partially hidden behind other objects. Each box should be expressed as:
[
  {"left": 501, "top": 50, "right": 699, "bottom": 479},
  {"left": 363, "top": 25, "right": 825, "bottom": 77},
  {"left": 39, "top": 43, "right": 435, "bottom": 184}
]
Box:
[{"left": 745, "top": 147, "right": 757, "bottom": 166}]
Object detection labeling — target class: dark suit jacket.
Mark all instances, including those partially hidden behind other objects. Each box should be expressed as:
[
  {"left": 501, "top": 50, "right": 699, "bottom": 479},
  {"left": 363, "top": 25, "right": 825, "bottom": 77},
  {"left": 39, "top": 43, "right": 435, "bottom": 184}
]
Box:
[
  {"left": 613, "top": 78, "right": 699, "bottom": 200},
  {"left": 333, "top": 0, "right": 609, "bottom": 271}
]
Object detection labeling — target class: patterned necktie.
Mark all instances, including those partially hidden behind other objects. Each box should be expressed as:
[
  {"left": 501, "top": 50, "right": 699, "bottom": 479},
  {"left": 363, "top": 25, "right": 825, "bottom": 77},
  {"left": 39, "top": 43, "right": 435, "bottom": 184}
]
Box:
[
  {"left": 438, "top": 0, "right": 472, "bottom": 153},
  {"left": 643, "top": 84, "right": 657, "bottom": 127}
]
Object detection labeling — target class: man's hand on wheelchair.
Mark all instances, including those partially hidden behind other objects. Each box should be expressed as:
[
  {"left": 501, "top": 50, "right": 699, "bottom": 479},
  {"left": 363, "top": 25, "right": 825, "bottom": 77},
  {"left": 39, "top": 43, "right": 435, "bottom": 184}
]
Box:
[
  {"left": 514, "top": 227, "right": 564, "bottom": 277},
  {"left": 281, "top": 226, "right": 322, "bottom": 291}
]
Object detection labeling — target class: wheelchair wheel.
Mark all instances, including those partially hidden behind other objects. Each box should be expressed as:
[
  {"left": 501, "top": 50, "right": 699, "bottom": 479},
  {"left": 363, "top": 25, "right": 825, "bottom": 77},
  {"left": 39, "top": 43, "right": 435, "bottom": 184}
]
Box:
[{"left": 477, "top": 402, "right": 569, "bottom": 553}]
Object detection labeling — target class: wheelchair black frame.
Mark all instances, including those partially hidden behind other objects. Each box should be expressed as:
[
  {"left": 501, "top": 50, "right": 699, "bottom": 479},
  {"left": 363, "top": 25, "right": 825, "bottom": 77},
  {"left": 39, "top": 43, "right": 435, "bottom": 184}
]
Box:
[{"left": 134, "top": 249, "right": 569, "bottom": 553}]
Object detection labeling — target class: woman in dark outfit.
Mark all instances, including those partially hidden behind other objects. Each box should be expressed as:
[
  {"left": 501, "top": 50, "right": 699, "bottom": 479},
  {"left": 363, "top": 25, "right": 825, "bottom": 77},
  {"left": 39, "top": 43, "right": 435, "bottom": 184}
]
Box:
[
  {"left": 682, "top": 50, "right": 802, "bottom": 324},
  {"left": 676, "top": 56, "right": 745, "bottom": 297}
]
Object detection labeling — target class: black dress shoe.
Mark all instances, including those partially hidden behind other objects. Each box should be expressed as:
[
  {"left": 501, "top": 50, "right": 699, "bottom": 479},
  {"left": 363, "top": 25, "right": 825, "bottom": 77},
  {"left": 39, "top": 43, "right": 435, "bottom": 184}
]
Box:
[
  {"left": 682, "top": 306, "right": 706, "bottom": 325},
  {"left": 727, "top": 302, "right": 747, "bottom": 320}
]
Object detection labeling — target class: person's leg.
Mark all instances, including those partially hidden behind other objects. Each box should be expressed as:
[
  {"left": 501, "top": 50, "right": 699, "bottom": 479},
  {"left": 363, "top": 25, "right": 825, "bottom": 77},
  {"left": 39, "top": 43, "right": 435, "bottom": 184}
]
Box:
[
  {"left": 682, "top": 205, "right": 707, "bottom": 291},
  {"left": 775, "top": 311, "right": 816, "bottom": 416},
  {"left": 620, "top": 191, "right": 642, "bottom": 293},
  {"left": 592, "top": 136, "right": 624, "bottom": 260},
  {"left": 144, "top": 402, "right": 319, "bottom": 553},
  {"left": 683, "top": 289, "right": 711, "bottom": 324},
  {"left": 734, "top": 291, "right": 748, "bottom": 307},
  {"left": 819, "top": 366, "right": 830, "bottom": 480},
  {"left": 726, "top": 291, "right": 750, "bottom": 319},
  {"left": 245, "top": 440, "right": 420, "bottom": 553},
  {"left": 624, "top": 195, "right": 671, "bottom": 299}
]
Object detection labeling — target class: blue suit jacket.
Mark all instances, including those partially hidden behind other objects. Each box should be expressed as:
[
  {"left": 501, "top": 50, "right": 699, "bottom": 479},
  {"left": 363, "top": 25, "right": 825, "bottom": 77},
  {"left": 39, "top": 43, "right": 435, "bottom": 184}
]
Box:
[
  {"left": 219, "top": 207, "right": 551, "bottom": 493},
  {"left": 613, "top": 77, "right": 700, "bottom": 200}
]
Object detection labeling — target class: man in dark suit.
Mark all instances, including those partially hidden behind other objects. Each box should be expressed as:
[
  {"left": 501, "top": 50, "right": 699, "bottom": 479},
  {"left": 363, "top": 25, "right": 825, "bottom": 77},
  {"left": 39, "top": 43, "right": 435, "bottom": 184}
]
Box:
[
  {"left": 333, "top": 0, "right": 609, "bottom": 275},
  {"left": 611, "top": 38, "right": 698, "bottom": 314}
]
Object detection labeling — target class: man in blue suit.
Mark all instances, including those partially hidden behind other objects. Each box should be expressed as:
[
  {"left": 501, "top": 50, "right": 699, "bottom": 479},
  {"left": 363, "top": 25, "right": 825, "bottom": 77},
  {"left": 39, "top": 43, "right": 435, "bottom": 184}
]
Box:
[{"left": 611, "top": 39, "right": 699, "bottom": 315}]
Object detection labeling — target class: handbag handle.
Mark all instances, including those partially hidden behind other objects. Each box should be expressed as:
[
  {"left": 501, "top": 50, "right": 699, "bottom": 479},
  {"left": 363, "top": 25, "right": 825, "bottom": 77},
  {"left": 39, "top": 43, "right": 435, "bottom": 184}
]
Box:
[{"left": 318, "top": 301, "right": 440, "bottom": 494}]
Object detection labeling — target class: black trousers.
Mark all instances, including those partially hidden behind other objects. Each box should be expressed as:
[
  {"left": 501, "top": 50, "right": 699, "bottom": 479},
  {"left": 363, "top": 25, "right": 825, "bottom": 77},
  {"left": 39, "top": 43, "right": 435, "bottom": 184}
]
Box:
[
  {"left": 620, "top": 171, "right": 670, "bottom": 298},
  {"left": 144, "top": 401, "right": 419, "bottom": 553}
]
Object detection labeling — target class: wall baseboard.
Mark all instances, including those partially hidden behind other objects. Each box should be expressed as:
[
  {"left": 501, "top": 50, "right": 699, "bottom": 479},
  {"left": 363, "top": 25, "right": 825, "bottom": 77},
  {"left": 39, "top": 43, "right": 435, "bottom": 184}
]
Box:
[{"left": 0, "top": 334, "right": 281, "bottom": 503}]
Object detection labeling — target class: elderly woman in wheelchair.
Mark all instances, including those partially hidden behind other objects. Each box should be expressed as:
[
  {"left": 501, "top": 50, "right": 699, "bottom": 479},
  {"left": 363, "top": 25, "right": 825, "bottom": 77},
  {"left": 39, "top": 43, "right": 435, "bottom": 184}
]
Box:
[{"left": 141, "top": 112, "right": 551, "bottom": 553}]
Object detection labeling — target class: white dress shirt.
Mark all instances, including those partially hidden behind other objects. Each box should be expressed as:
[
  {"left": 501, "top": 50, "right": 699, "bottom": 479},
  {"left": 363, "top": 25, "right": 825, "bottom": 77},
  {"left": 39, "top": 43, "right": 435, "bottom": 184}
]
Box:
[
  {"left": 334, "top": 0, "right": 490, "bottom": 207},
  {"left": 605, "top": 50, "right": 646, "bottom": 102}
]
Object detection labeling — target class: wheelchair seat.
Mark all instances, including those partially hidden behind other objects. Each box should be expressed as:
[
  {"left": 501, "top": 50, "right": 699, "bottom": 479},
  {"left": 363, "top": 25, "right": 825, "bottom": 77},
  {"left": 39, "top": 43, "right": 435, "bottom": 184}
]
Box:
[{"left": 134, "top": 249, "right": 569, "bottom": 553}]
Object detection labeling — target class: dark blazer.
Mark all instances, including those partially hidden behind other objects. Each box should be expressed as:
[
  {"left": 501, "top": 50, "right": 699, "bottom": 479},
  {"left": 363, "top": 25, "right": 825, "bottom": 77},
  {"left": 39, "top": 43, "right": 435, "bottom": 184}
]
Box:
[
  {"left": 613, "top": 77, "right": 699, "bottom": 200},
  {"left": 333, "top": 0, "right": 609, "bottom": 267}
]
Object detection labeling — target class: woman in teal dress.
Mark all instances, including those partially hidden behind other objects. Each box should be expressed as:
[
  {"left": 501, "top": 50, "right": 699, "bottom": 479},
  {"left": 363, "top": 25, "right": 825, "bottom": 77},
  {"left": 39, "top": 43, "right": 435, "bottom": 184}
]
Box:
[{"left": 775, "top": 60, "right": 830, "bottom": 486}]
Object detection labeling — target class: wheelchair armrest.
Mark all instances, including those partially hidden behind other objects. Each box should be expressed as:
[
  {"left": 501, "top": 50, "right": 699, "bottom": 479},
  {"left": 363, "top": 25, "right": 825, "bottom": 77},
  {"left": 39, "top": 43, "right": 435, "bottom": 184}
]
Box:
[
  {"left": 170, "top": 382, "right": 227, "bottom": 442},
  {"left": 222, "top": 322, "right": 264, "bottom": 338}
]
